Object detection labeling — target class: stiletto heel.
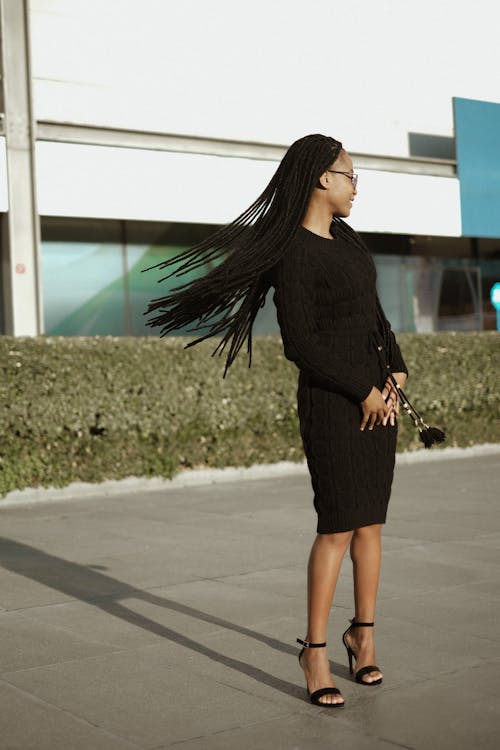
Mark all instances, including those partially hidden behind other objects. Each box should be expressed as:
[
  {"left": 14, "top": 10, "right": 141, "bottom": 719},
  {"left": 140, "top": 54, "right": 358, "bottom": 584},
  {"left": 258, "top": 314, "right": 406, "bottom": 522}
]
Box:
[
  {"left": 346, "top": 645, "right": 354, "bottom": 674},
  {"left": 296, "top": 637, "right": 345, "bottom": 707},
  {"left": 341, "top": 619, "right": 383, "bottom": 686}
]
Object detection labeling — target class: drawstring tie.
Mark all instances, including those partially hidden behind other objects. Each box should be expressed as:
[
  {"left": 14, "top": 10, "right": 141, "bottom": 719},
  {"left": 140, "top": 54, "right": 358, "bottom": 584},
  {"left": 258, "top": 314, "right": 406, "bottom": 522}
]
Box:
[{"left": 369, "top": 328, "right": 446, "bottom": 449}]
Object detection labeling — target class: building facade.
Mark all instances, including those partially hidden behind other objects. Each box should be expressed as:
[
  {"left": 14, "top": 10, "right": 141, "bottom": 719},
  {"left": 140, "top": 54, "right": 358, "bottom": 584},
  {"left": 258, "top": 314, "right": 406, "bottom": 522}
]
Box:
[{"left": 1, "top": 0, "right": 499, "bottom": 339}]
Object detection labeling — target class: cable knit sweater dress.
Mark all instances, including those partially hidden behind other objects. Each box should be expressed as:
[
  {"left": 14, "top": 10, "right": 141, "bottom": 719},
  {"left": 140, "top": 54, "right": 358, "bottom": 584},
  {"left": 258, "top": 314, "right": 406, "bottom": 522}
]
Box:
[{"left": 270, "top": 224, "right": 409, "bottom": 533}]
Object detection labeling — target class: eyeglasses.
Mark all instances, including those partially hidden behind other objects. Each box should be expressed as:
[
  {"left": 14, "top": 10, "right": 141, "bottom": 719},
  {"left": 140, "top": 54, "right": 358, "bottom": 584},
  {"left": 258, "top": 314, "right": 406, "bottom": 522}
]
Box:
[{"left": 327, "top": 170, "right": 358, "bottom": 189}]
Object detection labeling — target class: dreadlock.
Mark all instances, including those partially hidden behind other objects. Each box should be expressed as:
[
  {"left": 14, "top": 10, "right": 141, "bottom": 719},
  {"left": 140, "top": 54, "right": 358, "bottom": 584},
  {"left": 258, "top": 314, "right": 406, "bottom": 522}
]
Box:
[{"left": 142, "top": 133, "right": 366, "bottom": 378}]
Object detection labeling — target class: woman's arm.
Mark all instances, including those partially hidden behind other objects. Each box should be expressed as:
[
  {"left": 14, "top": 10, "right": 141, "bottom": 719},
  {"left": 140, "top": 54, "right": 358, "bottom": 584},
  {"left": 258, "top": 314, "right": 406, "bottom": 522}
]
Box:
[
  {"left": 375, "top": 293, "right": 409, "bottom": 426},
  {"left": 375, "top": 293, "right": 409, "bottom": 377},
  {"left": 273, "top": 242, "right": 374, "bottom": 402}
]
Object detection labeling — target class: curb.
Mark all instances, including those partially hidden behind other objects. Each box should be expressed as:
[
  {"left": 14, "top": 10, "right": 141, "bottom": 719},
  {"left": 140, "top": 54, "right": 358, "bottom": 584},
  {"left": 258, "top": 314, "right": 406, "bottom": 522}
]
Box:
[{"left": 1, "top": 443, "right": 499, "bottom": 509}]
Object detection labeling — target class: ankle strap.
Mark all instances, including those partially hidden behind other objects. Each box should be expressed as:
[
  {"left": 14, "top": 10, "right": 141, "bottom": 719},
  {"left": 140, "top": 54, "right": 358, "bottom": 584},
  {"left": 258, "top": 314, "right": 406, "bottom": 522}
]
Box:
[
  {"left": 350, "top": 619, "right": 374, "bottom": 628},
  {"left": 296, "top": 637, "right": 326, "bottom": 648}
]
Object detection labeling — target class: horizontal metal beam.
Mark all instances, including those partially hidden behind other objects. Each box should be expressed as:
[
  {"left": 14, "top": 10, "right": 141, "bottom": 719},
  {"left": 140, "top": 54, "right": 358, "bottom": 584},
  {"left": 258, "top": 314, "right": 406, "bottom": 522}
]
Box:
[
  {"left": 36, "top": 122, "right": 287, "bottom": 161},
  {"left": 35, "top": 121, "right": 457, "bottom": 178},
  {"left": 353, "top": 152, "right": 456, "bottom": 177}
]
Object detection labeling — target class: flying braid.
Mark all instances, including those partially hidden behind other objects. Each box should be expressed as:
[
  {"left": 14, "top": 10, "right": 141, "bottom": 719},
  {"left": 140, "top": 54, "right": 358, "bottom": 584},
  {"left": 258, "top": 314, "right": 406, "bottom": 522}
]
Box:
[{"left": 142, "top": 133, "right": 361, "bottom": 378}]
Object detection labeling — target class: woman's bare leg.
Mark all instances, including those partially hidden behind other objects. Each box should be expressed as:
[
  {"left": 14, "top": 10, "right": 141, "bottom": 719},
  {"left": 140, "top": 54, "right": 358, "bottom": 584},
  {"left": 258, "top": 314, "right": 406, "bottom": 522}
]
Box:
[
  {"left": 299, "top": 530, "right": 354, "bottom": 705},
  {"left": 347, "top": 522, "right": 383, "bottom": 683}
]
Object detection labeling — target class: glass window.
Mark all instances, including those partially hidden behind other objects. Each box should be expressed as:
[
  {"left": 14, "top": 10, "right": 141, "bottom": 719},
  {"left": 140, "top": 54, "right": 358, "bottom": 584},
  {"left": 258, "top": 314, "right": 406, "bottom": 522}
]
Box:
[
  {"left": 127, "top": 221, "right": 281, "bottom": 337},
  {"left": 374, "top": 253, "right": 500, "bottom": 332},
  {"left": 41, "top": 218, "right": 281, "bottom": 338},
  {"left": 41, "top": 218, "right": 125, "bottom": 335},
  {"left": 477, "top": 237, "right": 500, "bottom": 259},
  {"left": 437, "top": 266, "right": 482, "bottom": 331},
  {"left": 40, "top": 218, "right": 500, "bottom": 337},
  {"left": 125, "top": 220, "right": 225, "bottom": 336}
]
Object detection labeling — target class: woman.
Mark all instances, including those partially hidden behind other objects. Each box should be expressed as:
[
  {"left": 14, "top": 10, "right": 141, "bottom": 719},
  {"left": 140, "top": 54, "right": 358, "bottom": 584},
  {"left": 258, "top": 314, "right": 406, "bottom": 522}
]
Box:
[{"left": 144, "top": 134, "right": 408, "bottom": 708}]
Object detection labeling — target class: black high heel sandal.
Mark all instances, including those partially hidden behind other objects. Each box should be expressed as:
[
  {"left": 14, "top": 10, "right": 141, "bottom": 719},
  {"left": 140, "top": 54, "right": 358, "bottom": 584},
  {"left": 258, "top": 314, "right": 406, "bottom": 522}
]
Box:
[
  {"left": 296, "top": 638, "right": 345, "bottom": 707},
  {"left": 341, "top": 618, "right": 383, "bottom": 685}
]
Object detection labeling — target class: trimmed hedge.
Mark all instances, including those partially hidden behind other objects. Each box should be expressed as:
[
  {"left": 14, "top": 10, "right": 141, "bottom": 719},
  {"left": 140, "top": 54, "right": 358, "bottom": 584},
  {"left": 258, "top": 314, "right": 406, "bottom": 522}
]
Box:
[{"left": 0, "top": 333, "right": 498, "bottom": 497}]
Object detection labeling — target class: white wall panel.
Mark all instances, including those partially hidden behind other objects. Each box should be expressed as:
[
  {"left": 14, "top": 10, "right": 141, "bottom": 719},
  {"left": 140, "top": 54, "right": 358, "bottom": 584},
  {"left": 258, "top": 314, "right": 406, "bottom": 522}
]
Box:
[
  {"left": 351, "top": 169, "right": 461, "bottom": 237},
  {"left": 36, "top": 140, "right": 460, "bottom": 236},
  {"left": 35, "top": 141, "right": 277, "bottom": 223},
  {"left": 29, "top": 0, "right": 500, "bottom": 157}
]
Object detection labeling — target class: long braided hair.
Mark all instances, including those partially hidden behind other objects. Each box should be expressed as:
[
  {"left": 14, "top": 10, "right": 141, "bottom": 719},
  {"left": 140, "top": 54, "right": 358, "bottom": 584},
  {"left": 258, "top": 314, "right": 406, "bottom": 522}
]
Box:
[{"left": 142, "top": 133, "right": 364, "bottom": 378}]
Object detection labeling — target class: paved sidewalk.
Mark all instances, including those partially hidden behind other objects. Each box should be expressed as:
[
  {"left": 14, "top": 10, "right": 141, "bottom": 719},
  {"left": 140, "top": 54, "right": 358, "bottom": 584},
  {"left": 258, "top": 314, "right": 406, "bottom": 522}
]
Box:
[{"left": 0, "top": 453, "right": 498, "bottom": 749}]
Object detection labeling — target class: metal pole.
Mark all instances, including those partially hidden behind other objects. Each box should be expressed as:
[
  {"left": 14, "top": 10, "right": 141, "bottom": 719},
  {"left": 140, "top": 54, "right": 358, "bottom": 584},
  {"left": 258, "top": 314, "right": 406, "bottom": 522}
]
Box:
[{"left": 0, "top": 0, "right": 43, "bottom": 335}]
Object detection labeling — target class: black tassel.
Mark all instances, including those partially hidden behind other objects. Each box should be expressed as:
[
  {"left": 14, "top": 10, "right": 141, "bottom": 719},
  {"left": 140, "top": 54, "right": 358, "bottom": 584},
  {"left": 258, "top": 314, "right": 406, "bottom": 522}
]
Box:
[
  {"left": 427, "top": 426, "right": 446, "bottom": 444},
  {"left": 418, "top": 428, "right": 434, "bottom": 448},
  {"left": 418, "top": 426, "right": 446, "bottom": 449},
  {"left": 387, "top": 373, "right": 446, "bottom": 449},
  {"left": 374, "top": 309, "right": 446, "bottom": 450}
]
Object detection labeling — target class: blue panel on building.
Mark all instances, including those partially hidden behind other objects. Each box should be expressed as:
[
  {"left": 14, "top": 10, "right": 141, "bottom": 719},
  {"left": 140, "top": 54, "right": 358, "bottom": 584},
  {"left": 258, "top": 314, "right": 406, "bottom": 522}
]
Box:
[{"left": 453, "top": 96, "right": 500, "bottom": 239}]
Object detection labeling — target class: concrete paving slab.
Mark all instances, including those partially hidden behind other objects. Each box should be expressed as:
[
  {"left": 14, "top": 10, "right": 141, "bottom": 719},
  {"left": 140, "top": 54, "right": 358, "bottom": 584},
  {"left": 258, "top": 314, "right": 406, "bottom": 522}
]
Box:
[
  {"left": 390, "top": 535, "right": 500, "bottom": 571},
  {"left": 213, "top": 566, "right": 307, "bottom": 601},
  {"left": 376, "top": 550, "right": 488, "bottom": 599},
  {"left": 139, "top": 579, "right": 297, "bottom": 626},
  {"left": 0, "top": 682, "right": 141, "bottom": 750},
  {"left": 0, "top": 568, "right": 77, "bottom": 610},
  {"left": 0, "top": 452, "right": 498, "bottom": 749},
  {"left": 0, "top": 610, "right": 117, "bottom": 672},
  {"left": 338, "top": 660, "right": 500, "bottom": 750},
  {"left": 379, "top": 585, "right": 500, "bottom": 643},
  {"left": 17, "top": 580, "right": 299, "bottom": 651},
  {"left": 460, "top": 576, "right": 500, "bottom": 601},
  {"left": 152, "top": 711, "right": 408, "bottom": 750},
  {"left": 341, "top": 614, "right": 492, "bottom": 681},
  {"left": 382, "top": 516, "right": 485, "bottom": 542},
  {"left": 3, "top": 644, "right": 294, "bottom": 748}
]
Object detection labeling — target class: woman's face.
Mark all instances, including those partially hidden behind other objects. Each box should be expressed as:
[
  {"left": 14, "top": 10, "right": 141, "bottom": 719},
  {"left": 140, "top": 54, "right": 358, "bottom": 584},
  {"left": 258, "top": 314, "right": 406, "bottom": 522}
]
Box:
[{"left": 321, "top": 149, "right": 358, "bottom": 218}]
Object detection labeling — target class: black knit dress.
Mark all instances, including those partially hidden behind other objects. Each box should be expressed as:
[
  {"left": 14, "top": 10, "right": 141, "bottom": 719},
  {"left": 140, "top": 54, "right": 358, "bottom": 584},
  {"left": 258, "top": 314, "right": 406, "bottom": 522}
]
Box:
[{"left": 270, "top": 224, "right": 409, "bottom": 533}]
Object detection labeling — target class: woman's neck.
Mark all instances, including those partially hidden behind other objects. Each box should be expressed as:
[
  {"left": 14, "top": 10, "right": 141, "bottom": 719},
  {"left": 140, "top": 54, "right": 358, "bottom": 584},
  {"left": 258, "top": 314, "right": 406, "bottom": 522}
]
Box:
[{"left": 301, "top": 203, "right": 335, "bottom": 239}]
